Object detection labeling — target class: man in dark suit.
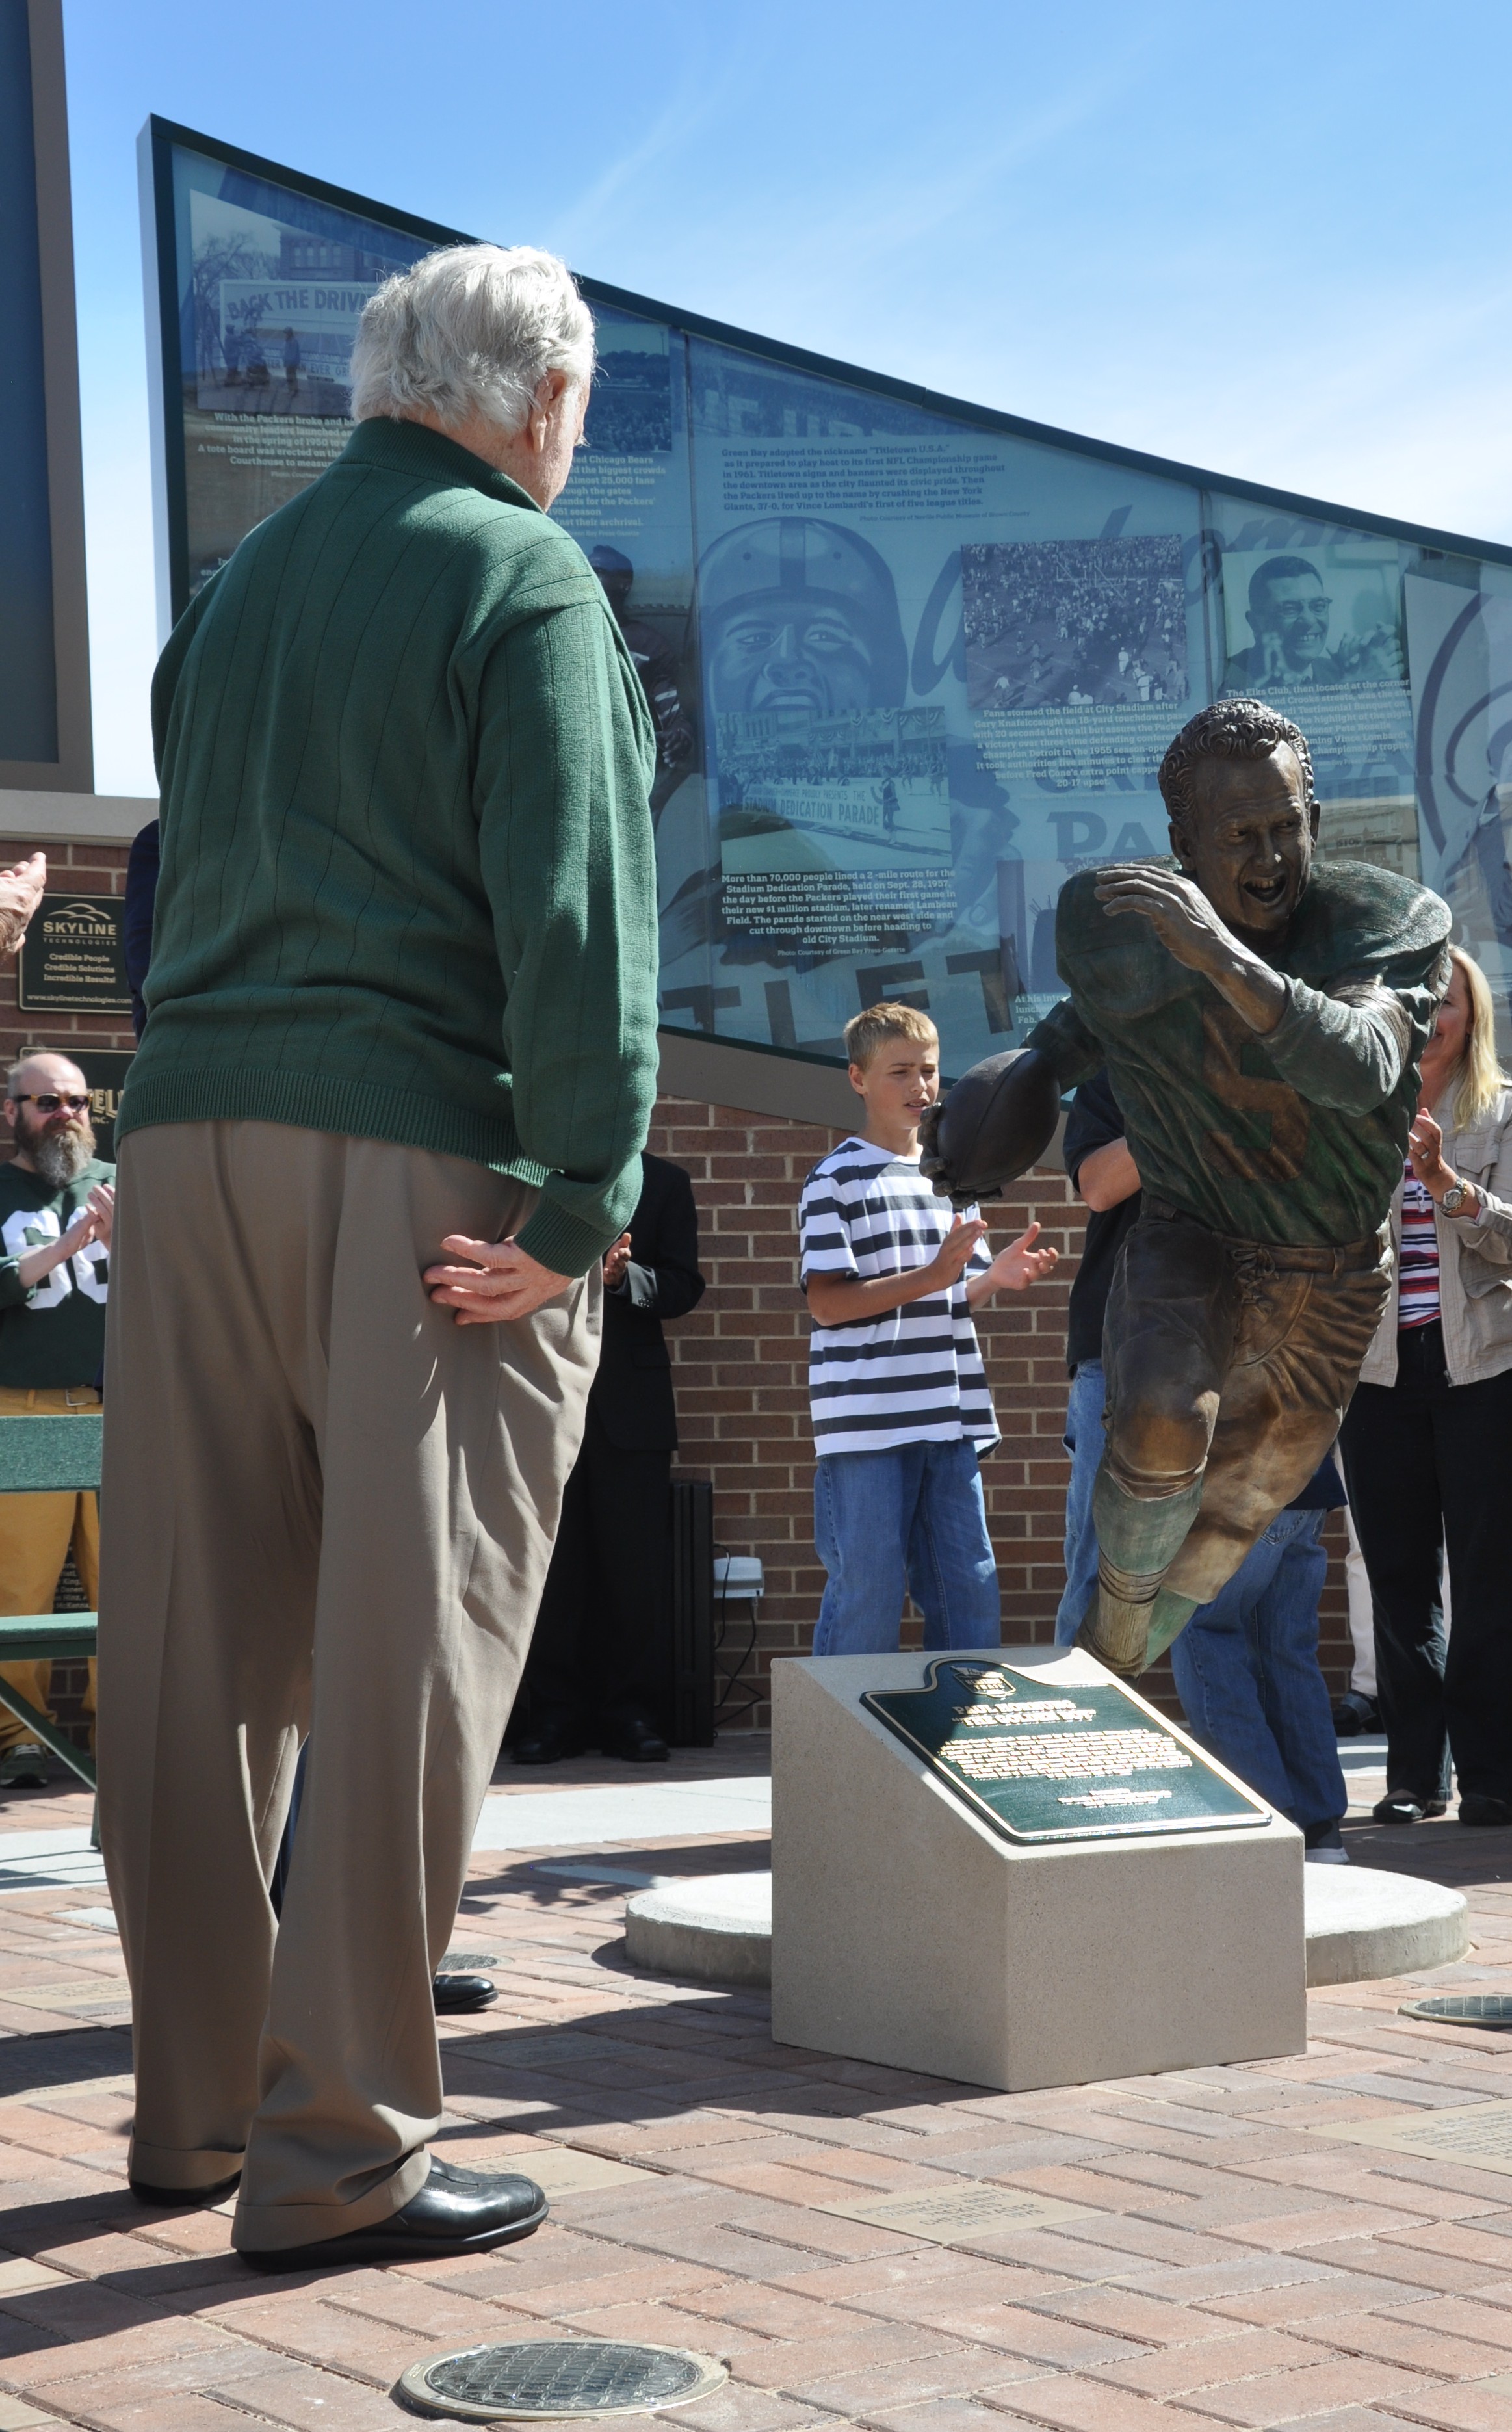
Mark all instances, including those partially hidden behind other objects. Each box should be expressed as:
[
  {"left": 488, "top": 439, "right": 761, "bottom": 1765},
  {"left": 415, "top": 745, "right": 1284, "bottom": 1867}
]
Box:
[{"left": 514, "top": 1151, "right": 705, "bottom": 1763}]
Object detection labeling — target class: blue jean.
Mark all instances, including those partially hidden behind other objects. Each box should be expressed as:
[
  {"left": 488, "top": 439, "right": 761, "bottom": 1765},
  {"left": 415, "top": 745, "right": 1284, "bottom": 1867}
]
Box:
[
  {"left": 1054, "top": 1359, "right": 1105, "bottom": 1645},
  {"left": 813, "top": 1440, "right": 1002, "bottom": 1657},
  {"left": 1169, "top": 1506, "right": 1347, "bottom": 1835}
]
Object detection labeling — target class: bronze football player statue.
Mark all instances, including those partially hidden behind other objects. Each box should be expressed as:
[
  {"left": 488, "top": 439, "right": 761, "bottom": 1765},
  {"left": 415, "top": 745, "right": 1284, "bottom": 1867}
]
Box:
[{"left": 922, "top": 698, "right": 1451, "bottom": 1678}]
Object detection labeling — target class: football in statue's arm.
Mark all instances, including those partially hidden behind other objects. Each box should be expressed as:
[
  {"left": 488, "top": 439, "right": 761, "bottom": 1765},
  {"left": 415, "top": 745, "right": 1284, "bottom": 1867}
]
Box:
[{"left": 919, "top": 1049, "right": 1065, "bottom": 1207}]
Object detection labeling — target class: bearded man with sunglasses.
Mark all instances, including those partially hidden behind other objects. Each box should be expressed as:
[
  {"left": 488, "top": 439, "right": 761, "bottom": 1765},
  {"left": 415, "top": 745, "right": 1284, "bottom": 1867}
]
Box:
[{"left": 0, "top": 1053, "right": 114, "bottom": 1764}]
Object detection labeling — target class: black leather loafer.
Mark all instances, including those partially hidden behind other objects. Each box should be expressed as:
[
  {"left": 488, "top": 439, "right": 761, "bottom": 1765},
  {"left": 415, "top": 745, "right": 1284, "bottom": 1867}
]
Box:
[
  {"left": 599, "top": 1714, "right": 670, "bottom": 1764},
  {"left": 1373, "top": 1792, "right": 1447, "bottom": 1825},
  {"left": 1458, "top": 1792, "right": 1512, "bottom": 1827},
  {"left": 512, "top": 1718, "right": 587, "bottom": 1765},
  {"left": 433, "top": 1971, "right": 499, "bottom": 2014},
  {"left": 131, "top": 2169, "right": 242, "bottom": 2205},
  {"left": 238, "top": 2154, "right": 547, "bottom": 2271}
]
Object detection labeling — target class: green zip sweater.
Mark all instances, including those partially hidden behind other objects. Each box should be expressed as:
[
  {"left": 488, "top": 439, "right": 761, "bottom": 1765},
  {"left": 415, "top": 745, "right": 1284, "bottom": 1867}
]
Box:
[{"left": 120, "top": 417, "right": 660, "bottom": 1278}]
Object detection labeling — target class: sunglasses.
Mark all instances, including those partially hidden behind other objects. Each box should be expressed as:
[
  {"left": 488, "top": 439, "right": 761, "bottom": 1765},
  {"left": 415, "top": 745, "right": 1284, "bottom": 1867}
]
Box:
[{"left": 12, "top": 1093, "right": 90, "bottom": 1113}]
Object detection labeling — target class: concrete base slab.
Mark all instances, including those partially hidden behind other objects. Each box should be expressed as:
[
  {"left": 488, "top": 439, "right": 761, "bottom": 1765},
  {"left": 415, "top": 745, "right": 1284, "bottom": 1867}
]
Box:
[
  {"left": 624, "top": 1873, "right": 772, "bottom": 1985},
  {"left": 1305, "top": 1864, "right": 1468, "bottom": 1985},
  {"left": 624, "top": 1862, "right": 1471, "bottom": 1996}
]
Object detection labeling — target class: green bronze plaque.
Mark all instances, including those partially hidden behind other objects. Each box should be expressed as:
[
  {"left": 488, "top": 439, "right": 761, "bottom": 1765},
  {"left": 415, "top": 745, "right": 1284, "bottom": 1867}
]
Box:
[{"left": 861, "top": 1662, "right": 1270, "bottom": 1845}]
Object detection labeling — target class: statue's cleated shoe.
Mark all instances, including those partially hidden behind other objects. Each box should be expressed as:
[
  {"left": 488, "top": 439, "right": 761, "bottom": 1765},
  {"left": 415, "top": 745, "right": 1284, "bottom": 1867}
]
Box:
[{"left": 237, "top": 2154, "right": 547, "bottom": 2271}]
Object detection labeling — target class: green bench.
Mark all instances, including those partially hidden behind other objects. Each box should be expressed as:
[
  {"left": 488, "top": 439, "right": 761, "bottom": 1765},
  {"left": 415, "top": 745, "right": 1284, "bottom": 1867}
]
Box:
[{"left": 0, "top": 1413, "right": 101, "bottom": 1791}]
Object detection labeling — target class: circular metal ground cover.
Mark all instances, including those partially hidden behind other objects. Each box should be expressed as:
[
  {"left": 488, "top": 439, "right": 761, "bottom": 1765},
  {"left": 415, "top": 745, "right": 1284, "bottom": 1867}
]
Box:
[
  {"left": 398, "top": 2339, "right": 728, "bottom": 2422},
  {"left": 1400, "top": 1994, "right": 1512, "bottom": 2026}
]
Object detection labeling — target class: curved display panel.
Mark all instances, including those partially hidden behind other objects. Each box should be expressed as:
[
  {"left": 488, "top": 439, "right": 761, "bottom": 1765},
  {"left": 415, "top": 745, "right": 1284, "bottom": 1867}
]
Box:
[{"left": 141, "top": 116, "right": 1512, "bottom": 1082}]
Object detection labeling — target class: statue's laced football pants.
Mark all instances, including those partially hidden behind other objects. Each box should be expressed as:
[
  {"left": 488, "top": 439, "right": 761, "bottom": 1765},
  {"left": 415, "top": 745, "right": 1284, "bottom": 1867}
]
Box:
[{"left": 1078, "top": 1197, "right": 1390, "bottom": 1677}]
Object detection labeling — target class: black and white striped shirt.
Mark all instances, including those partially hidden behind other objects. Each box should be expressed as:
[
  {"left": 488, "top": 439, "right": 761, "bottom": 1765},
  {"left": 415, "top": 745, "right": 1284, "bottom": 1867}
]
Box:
[{"left": 798, "top": 1138, "right": 998, "bottom": 1456}]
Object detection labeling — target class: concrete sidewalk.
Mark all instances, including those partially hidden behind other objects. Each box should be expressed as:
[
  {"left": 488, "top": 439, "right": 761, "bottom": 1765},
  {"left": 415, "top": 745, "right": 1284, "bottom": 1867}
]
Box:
[{"left": 0, "top": 1745, "right": 1505, "bottom": 2429}]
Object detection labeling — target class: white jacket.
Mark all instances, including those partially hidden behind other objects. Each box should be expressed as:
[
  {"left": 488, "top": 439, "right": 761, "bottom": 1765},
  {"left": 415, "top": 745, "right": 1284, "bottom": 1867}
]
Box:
[{"left": 1358, "top": 1084, "right": 1512, "bottom": 1389}]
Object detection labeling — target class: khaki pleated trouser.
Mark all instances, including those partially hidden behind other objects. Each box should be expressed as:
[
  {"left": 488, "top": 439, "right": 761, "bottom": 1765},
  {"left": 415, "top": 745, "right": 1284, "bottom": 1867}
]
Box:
[{"left": 97, "top": 1121, "right": 599, "bottom": 2253}]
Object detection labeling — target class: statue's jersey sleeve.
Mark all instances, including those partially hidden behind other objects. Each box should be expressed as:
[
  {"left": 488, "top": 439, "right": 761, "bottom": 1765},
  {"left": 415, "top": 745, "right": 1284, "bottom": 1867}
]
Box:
[{"left": 1026, "top": 859, "right": 1452, "bottom": 1248}]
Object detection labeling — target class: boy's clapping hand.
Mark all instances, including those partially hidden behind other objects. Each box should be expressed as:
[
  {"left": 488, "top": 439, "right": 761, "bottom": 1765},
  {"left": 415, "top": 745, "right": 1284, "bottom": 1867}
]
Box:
[
  {"left": 926, "top": 1212, "right": 989, "bottom": 1285},
  {"left": 976, "top": 1220, "right": 1059, "bottom": 1297}
]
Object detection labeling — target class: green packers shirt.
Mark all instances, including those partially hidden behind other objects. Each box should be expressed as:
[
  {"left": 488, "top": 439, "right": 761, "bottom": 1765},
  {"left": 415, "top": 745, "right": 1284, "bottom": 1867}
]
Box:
[
  {"left": 1027, "top": 860, "right": 1451, "bottom": 1248},
  {"left": 0, "top": 1160, "right": 113, "bottom": 1388}
]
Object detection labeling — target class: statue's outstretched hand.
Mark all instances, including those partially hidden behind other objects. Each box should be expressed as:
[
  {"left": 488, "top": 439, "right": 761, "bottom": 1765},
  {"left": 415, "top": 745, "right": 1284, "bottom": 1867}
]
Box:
[{"left": 1095, "top": 865, "right": 1235, "bottom": 974}]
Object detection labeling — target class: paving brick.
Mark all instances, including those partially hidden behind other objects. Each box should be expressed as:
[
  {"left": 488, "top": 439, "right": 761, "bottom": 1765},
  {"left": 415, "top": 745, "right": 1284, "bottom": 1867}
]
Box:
[
  {"left": 196, "top": 2290, "right": 429, "bottom": 2385},
  {"left": 661, "top": 2390, "right": 837, "bottom": 2432},
  {"left": 1169, "top": 2359, "right": 1444, "bottom": 2427},
  {"left": 18, "top": 2388, "right": 250, "bottom": 2432},
  {"left": 781, "top": 2347, "right": 1045, "bottom": 2412},
  {"left": 1370, "top": 2296, "right": 1512, "bottom": 2351},
  {"left": 1293, "top": 2237, "right": 1507, "bottom": 2295},
  {"left": 0, "top": 2313, "right": 244, "bottom": 2390},
  {"left": 1372, "top": 2386, "right": 1512, "bottom": 2432},
  {"left": 1093, "top": 2327, "right": 1333, "bottom": 2397},
  {"left": 319, "top": 2269, "right": 539, "bottom": 2341},
  {"left": 673, "top": 2283, "right": 878, "bottom": 2342},
  {"left": 200, "top": 2360, "right": 407, "bottom": 2431},
  {"left": 861, "top": 2401, "right": 1059, "bottom": 2432},
  {"left": 553, "top": 2297, "right": 777, "bottom": 2355},
  {"left": 1258, "top": 2414, "right": 1448, "bottom": 2431},
  {"left": 729, "top": 2323, "right": 963, "bottom": 2392},
  {"left": 1204, "top": 2201, "right": 1437, "bottom": 2251},
  {"left": 986, "top": 2375, "right": 1218, "bottom": 2430},
  {"left": 1322, "top": 2307, "right": 1512, "bottom": 2385}
]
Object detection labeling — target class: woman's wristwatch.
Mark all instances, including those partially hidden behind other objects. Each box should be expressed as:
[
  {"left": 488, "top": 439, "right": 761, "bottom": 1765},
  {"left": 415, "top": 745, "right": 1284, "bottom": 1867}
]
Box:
[{"left": 1441, "top": 1178, "right": 1479, "bottom": 1218}]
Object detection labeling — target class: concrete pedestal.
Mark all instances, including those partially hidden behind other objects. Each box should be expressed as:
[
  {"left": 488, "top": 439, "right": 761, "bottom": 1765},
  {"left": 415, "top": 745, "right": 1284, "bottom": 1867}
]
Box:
[
  {"left": 771, "top": 1645, "right": 1306, "bottom": 2092},
  {"left": 1305, "top": 1866, "right": 1468, "bottom": 1984},
  {"left": 624, "top": 1874, "right": 772, "bottom": 1985}
]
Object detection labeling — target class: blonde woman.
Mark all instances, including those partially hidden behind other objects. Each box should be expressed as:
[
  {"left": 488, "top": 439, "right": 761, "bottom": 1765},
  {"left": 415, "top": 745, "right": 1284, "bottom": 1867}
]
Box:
[{"left": 1340, "top": 947, "right": 1512, "bottom": 1828}]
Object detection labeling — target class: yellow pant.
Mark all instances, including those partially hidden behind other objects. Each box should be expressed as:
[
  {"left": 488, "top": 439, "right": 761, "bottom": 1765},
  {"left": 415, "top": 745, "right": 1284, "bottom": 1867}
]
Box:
[{"left": 0, "top": 1385, "right": 100, "bottom": 1755}]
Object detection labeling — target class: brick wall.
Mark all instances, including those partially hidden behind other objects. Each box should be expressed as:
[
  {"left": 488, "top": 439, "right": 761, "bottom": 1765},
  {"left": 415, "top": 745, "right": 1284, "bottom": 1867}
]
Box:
[{"left": 648, "top": 1093, "right": 1355, "bottom": 1731}]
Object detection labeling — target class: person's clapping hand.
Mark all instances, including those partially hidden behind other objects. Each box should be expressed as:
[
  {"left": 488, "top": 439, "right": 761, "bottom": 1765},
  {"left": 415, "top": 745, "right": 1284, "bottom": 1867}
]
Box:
[
  {"left": 85, "top": 1182, "right": 114, "bottom": 1248},
  {"left": 57, "top": 1205, "right": 99, "bottom": 1261},
  {"left": 602, "top": 1231, "right": 632, "bottom": 1290},
  {"left": 1408, "top": 1112, "right": 1453, "bottom": 1197},
  {"left": 0, "top": 854, "right": 46, "bottom": 949},
  {"left": 927, "top": 1212, "right": 989, "bottom": 1287},
  {"left": 984, "top": 1220, "right": 1060, "bottom": 1292},
  {"left": 423, "top": 1234, "right": 572, "bottom": 1324}
]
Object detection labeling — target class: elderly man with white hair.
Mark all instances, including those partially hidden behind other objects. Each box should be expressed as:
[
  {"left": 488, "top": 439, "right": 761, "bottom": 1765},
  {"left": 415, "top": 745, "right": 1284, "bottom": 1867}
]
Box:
[{"left": 98, "top": 246, "right": 658, "bottom": 2269}]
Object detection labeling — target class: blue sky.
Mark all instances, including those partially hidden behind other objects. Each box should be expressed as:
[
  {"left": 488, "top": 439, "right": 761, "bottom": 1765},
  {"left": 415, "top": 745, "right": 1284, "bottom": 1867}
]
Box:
[{"left": 63, "top": 0, "right": 1512, "bottom": 795}]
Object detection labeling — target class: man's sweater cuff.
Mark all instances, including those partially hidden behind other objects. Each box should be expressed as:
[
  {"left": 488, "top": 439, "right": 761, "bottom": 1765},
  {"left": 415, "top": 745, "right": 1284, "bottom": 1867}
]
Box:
[{"left": 515, "top": 1197, "right": 614, "bottom": 1279}]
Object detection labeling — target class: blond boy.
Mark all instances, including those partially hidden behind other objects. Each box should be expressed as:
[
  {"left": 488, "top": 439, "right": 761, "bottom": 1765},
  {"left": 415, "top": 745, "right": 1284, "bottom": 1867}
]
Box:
[{"left": 798, "top": 1004, "right": 1057, "bottom": 1654}]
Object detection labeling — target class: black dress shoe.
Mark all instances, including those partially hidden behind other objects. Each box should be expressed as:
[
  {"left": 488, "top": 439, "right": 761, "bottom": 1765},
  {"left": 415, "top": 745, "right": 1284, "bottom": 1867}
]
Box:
[
  {"left": 131, "top": 2169, "right": 241, "bottom": 2205},
  {"left": 1373, "top": 1791, "right": 1447, "bottom": 1824},
  {"left": 238, "top": 2154, "right": 547, "bottom": 2271},
  {"left": 1459, "top": 1792, "right": 1512, "bottom": 1827},
  {"left": 599, "top": 1714, "right": 670, "bottom": 1763},
  {"left": 1331, "top": 1689, "right": 1379, "bottom": 1738},
  {"left": 512, "top": 1718, "right": 587, "bottom": 1765},
  {"left": 433, "top": 1971, "right": 499, "bottom": 2013}
]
